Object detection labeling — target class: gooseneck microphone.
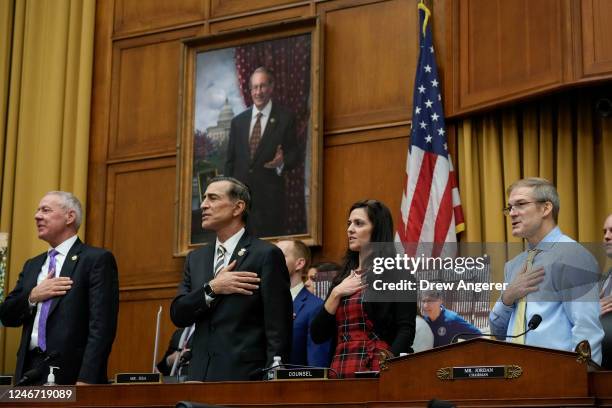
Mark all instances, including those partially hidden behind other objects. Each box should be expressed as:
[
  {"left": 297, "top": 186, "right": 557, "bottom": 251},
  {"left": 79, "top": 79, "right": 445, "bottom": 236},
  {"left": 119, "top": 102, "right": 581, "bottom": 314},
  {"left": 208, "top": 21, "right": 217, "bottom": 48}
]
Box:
[
  {"left": 450, "top": 314, "right": 543, "bottom": 344},
  {"left": 15, "top": 350, "right": 60, "bottom": 386}
]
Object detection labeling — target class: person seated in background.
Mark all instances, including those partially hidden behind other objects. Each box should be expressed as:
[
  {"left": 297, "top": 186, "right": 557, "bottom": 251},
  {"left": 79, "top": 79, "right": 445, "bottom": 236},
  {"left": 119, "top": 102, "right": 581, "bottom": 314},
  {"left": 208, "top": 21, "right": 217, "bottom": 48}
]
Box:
[
  {"left": 421, "top": 290, "right": 481, "bottom": 347},
  {"left": 156, "top": 324, "right": 195, "bottom": 377},
  {"left": 601, "top": 213, "right": 612, "bottom": 316},
  {"left": 413, "top": 313, "right": 435, "bottom": 352},
  {"left": 275, "top": 240, "right": 332, "bottom": 367},
  {"left": 600, "top": 213, "right": 612, "bottom": 369},
  {"left": 310, "top": 199, "right": 416, "bottom": 378},
  {"left": 305, "top": 262, "right": 341, "bottom": 297}
]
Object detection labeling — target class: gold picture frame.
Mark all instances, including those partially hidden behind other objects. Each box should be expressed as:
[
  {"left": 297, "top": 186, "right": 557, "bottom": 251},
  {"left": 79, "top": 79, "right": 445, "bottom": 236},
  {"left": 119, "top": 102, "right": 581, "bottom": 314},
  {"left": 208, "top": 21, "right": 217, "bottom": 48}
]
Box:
[{"left": 175, "top": 17, "right": 322, "bottom": 256}]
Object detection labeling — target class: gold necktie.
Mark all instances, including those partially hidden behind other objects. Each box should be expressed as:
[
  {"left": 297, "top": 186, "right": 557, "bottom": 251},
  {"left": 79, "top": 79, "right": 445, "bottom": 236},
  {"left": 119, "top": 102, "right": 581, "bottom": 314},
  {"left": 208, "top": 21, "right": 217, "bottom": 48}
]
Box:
[{"left": 511, "top": 249, "right": 540, "bottom": 344}]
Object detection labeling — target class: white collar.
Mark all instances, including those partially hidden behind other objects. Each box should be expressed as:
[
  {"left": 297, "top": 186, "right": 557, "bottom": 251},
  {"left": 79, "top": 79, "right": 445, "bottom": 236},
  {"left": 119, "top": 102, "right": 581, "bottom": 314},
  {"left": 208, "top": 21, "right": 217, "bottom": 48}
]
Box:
[
  {"left": 290, "top": 282, "right": 304, "bottom": 301},
  {"left": 49, "top": 235, "right": 78, "bottom": 256},
  {"left": 216, "top": 227, "right": 245, "bottom": 258},
  {"left": 252, "top": 100, "right": 272, "bottom": 119}
]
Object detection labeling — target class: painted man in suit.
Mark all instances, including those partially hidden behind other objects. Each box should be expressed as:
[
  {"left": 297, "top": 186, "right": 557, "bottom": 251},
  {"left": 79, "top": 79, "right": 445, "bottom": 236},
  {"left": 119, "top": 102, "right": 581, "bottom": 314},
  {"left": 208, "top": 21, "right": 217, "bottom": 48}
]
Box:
[
  {"left": 0, "top": 191, "right": 119, "bottom": 385},
  {"left": 275, "top": 240, "right": 331, "bottom": 367},
  {"left": 224, "top": 67, "right": 298, "bottom": 238},
  {"left": 171, "top": 176, "right": 292, "bottom": 381}
]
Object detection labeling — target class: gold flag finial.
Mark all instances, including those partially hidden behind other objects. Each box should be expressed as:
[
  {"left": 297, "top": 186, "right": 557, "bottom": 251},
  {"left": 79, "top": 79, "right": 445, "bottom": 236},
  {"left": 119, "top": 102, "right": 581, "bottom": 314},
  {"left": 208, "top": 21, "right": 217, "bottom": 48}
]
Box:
[{"left": 418, "top": 1, "right": 431, "bottom": 37}]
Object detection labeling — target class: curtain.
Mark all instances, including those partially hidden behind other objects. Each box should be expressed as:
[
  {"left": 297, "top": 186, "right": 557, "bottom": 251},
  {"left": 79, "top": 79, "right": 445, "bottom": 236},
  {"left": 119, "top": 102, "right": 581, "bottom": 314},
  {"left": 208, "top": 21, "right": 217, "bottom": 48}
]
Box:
[
  {"left": 234, "top": 34, "right": 311, "bottom": 234},
  {"left": 457, "top": 88, "right": 612, "bottom": 242},
  {"left": 0, "top": 0, "right": 95, "bottom": 375}
]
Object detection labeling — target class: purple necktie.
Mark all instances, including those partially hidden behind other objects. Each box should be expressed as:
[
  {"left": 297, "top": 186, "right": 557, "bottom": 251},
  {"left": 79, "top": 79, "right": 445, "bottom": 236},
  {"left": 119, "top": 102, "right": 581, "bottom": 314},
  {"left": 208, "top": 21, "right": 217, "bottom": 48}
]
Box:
[{"left": 38, "top": 249, "right": 59, "bottom": 351}]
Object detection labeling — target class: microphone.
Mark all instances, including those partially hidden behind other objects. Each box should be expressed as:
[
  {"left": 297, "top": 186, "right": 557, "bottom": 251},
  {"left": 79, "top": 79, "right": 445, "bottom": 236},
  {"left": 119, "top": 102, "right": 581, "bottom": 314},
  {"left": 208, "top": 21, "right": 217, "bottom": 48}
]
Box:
[
  {"left": 450, "top": 314, "right": 543, "bottom": 344},
  {"left": 16, "top": 351, "right": 60, "bottom": 386}
]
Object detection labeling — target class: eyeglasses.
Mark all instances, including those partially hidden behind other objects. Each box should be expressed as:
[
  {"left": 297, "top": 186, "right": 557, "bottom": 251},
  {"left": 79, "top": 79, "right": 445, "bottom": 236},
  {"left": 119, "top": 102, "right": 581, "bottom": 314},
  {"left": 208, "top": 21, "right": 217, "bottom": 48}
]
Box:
[
  {"left": 502, "top": 200, "right": 547, "bottom": 216},
  {"left": 250, "top": 84, "right": 270, "bottom": 91}
]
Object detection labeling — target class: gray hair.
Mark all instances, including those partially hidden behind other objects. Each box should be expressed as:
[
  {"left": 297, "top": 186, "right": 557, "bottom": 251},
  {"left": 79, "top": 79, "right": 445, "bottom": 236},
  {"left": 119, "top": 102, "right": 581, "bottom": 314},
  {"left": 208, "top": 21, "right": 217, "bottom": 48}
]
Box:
[
  {"left": 249, "top": 67, "right": 274, "bottom": 88},
  {"left": 207, "top": 176, "right": 251, "bottom": 223},
  {"left": 507, "top": 177, "right": 560, "bottom": 223},
  {"left": 46, "top": 191, "right": 83, "bottom": 230},
  {"left": 421, "top": 290, "right": 444, "bottom": 300}
]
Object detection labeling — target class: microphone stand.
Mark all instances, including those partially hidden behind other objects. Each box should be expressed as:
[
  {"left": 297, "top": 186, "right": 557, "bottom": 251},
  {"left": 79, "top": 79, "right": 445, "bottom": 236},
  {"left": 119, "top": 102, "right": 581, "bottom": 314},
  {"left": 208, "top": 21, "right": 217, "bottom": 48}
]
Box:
[{"left": 450, "top": 315, "right": 543, "bottom": 344}]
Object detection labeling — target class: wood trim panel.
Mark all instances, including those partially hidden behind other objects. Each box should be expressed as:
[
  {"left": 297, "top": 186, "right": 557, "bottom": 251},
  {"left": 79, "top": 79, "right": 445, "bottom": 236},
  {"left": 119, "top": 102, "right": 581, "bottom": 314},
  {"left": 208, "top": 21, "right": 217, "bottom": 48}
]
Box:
[
  {"left": 454, "top": 0, "right": 566, "bottom": 115},
  {"left": 209, "top": 5, "right": 311, "bottom": 33},
  {"left": 321, "top": 0, "right": 417, "bottom": 132},
  {"left": 324, "top": 123, "right": 410, "bottom": 146},
  {"left": 107, "top": 297, "right": 176, "bottom": 375},
  {"left": 210, "top": 0, "right": 306, "bottom": 19},
  {"left": 108, "top": 28, "right": 200, "bottom": 162},
  {"left": 580, "top": 0, "right": 612, "bottom": 77},
  {"left": 104, "top": 157, "right": 184, "bottom": 288},
  {"left": 88, "top": 0, "right": 117, "bottom": 248},
  {"left": 113, "top": 0, "right": 207, "bottom": 38}
]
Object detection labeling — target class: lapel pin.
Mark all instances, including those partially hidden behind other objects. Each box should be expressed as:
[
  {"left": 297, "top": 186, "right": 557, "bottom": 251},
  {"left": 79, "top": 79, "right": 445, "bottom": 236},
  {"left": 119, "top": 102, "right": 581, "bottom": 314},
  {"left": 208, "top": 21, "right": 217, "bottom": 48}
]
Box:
[
  {"left": 238, "top": 248, "right": 247, "bottom": 257},
  {"left": 270, "top": 118, "right": 276, "bottom": 124},
  {"left": 71, "top": 255, "right": 78, "bottom": 261}
]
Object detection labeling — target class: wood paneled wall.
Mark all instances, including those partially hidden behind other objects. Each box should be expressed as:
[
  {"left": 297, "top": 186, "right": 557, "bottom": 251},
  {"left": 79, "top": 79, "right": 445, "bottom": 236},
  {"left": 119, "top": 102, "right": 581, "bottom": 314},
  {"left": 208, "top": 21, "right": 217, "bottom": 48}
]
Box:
[
  {"left": 88, "top": 0, "right": 612, "bottom": 377},
  {"left": 89, "top": 0, "right": 423, "bottom": 376}
]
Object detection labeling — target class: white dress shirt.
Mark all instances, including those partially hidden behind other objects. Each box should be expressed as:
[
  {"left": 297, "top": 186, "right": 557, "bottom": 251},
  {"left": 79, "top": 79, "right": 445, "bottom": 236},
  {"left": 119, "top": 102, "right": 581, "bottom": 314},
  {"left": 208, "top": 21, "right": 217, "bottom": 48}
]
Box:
[
  {"left": 205, "top": 228, "right": 246, "bottom": 305},
  {"left": 29, "top": 235, "right": 78, "bottom": 350},
  {"left": 290, "top": 282, "right": 304, "bottom": 301},
  {"left": 249, "top": 100, "right": 273, "bottom": 137}
]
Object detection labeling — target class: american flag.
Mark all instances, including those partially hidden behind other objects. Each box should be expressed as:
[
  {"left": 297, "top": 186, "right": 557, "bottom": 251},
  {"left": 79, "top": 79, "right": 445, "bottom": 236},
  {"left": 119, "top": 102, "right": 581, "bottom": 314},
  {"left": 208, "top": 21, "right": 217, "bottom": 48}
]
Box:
[{"left": 396, "top": 2, "right": 464, "bottom": 252}]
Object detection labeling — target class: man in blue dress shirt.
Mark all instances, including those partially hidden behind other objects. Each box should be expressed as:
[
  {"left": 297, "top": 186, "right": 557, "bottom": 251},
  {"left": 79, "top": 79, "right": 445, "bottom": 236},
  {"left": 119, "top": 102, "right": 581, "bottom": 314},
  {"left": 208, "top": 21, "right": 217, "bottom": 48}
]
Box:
[
  {"left": 489, "top": 177, "right": 604, "bottom": 364},
  {"left": 276, "top": 240, "right": 331, "bottom": 367}
]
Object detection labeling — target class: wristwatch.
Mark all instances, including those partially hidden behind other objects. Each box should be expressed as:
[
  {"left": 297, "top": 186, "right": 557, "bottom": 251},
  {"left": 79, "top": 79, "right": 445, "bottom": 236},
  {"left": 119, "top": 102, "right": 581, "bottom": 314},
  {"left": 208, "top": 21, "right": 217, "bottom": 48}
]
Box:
[{"left": 203, "top": 282, "right": 216, "bottom": 299}]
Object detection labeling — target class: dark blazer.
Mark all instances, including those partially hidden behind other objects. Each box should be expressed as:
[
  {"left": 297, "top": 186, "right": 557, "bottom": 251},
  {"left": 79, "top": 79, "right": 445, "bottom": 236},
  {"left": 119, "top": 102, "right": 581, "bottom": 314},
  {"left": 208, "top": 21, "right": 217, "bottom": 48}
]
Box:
[
  {"left": 0, "top": 238, "right": 119, "bottom": 384},
  {"left": 156, "top": 327, "right": 193, "bottom": 376},
  {"left": 170, "top": 232, "right": 293, "bottom": 381},
  {"left": 291, "top": 287, "right": 331, "bottom": 367},
  {"left": 310, "top": 278, "right": 416, "bottom": 357},
  {"left": 224, "top": 103, "right": 298, "bottom": 237}
]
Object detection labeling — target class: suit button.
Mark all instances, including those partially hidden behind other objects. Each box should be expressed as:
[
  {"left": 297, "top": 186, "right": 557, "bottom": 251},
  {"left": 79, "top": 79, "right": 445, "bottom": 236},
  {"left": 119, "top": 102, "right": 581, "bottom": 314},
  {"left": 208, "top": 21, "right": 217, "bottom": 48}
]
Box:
[
  {"left": 210, "top": 325, "right": 215, "bottom": 332},
  {"left": 249, "top": 169, "right": 253, "bottom": 174}
]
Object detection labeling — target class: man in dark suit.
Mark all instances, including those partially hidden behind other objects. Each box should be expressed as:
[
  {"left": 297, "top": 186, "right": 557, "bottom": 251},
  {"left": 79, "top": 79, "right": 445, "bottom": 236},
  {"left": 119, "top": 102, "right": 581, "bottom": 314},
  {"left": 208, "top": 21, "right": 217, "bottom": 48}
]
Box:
[
  {"left": 224, "top": 67, "right": 298, "bottom": 238},
  {"left": 276, "top": 240, "right": 331, "bottom": 367},
  {"left": 171, "top": 176, "right": 292, "bottom": 381},
  {"left": 0, "top": 191, "right": 119, "bottom": 385}
]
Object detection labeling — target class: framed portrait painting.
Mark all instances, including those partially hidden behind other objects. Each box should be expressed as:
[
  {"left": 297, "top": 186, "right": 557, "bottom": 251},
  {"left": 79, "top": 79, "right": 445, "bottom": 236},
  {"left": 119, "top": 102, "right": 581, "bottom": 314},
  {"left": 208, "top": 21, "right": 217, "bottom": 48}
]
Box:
[{"left": 175, "top": 17, "right": 322, "bottom": 255}]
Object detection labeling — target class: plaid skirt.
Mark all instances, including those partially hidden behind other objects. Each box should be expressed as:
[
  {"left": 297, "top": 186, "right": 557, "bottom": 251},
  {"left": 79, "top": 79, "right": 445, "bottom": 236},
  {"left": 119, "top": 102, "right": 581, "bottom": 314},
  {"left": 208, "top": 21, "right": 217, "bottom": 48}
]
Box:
[{"left": 330, "top": 289, "right": 390, "bottom": 378}]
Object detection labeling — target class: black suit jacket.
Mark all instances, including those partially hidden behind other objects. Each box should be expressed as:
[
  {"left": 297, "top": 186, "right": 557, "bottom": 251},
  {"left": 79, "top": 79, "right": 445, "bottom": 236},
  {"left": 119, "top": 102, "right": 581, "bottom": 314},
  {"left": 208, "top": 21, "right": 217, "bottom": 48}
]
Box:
[
  {"left": 0, "top": 238, "right": 119, "bottom": 384},
  {"left": 170, "top": 232, "right": 293, "bottom": 381},
  {"left": 224, "top": 103, "right": 298, "bottom": 237}
]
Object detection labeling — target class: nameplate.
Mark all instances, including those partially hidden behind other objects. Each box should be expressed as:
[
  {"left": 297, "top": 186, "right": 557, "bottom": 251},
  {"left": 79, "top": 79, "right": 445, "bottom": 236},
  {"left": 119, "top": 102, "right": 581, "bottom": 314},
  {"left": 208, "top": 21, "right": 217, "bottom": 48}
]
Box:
[
  {"left": 0, "top": 376, "right": 12, "bottom": 385},
  {"left": 115, "top": 373, "right": 161, "bottom": 384},
  {"left": 437, "top": 365, "right": 522, "bottom": 380},
  {"left": 354, "top": 371, "right": 380, "bottom": 378},
  {"left": 273, "top": 368, "right": 328, "bottom": 380}
]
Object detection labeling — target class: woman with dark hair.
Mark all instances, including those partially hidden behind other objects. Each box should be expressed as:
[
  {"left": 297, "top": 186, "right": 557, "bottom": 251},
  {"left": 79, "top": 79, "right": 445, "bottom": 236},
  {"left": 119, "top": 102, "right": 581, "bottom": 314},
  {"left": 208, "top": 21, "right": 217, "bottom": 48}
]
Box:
[{"left": 310, "top": 199, "right": 416, "bottom": 378}]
